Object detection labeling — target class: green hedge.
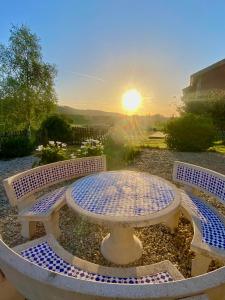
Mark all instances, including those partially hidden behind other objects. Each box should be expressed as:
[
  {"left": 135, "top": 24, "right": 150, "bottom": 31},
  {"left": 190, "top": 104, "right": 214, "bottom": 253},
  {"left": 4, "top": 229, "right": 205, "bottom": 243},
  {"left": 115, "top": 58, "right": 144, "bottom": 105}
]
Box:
[
  {"left": 164, "top": 114, "right": 216, "bottom": 152},
  {"left": 0, "top": 135, "right": 34, "bottom": 158}
]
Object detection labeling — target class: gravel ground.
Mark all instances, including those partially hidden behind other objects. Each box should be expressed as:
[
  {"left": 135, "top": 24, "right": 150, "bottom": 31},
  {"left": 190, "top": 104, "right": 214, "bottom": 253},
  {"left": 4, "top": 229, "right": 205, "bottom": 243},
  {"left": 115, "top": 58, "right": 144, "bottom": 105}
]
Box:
[
  {"left": 0, "top": 156, "right": 38, "bottom": 246},
  {"left": 1, "top": 150, "right": 225, "bottom": 278}
]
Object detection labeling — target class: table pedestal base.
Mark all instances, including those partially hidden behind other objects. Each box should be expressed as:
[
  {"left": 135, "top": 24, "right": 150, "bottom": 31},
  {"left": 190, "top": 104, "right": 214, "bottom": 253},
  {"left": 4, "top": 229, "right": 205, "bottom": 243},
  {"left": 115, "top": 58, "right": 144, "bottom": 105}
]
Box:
[{"left": 101, "top": 227, "right": 143, "bottom": 265}]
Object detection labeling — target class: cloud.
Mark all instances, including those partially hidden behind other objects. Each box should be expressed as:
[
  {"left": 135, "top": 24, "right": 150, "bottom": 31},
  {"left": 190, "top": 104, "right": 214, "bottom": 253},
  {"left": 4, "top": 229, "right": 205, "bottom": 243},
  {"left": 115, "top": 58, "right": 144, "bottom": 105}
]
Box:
[{"left": 70, "top": 71, "right": 105, "bottom": 83}]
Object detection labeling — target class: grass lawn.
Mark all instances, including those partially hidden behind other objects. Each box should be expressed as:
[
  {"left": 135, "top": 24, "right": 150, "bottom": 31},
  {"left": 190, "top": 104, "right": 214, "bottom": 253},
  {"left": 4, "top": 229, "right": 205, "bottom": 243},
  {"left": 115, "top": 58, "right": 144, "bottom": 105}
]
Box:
[
  {"left": 139, "top": 138, "right": 167, "bottom": 149},
  {"left": 66, "top": 137, "right": 225, "bottom": 172},
  {"left": 209, "top": 140, "right": 225, "bottom": 155},
  {"left": 135, "top": 137, "right": 225, "bottom": 154}
]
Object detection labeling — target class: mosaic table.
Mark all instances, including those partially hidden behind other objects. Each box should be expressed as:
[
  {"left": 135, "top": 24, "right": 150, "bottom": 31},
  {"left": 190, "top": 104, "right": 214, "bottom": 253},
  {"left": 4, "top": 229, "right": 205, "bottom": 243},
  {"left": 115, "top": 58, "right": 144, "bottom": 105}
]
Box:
[{"left": 66, "top": 170, "right": 180, "bottom": 264}]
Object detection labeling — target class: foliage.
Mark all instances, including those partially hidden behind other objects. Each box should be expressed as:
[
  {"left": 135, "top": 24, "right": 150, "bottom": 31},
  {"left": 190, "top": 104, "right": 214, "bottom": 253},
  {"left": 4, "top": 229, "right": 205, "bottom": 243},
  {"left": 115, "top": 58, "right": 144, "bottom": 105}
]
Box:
[
  {"left": 182, "top": 90, "right": 225, "bottom": 132},
  {"left": 164, "top": 114, "right": 216, "bottom": 152},
  {"left": 37, "top": 115, "right": 72, "bottom": 144},
  {"left": 122, "top": 144, "right": 141, "bottom": 163},
  {"left": 139, "top": 138, "right": 167, "bottom": 149},
  {"left": 209, "top": 140, "right": 225, "bottom": 155},
  {"left": 35, "top": 141, "right": 68, "bottom": 165},
  {"left": 75, "top": 139, "right": 104, "bottom": 158},
  {"left": 104, "top": 136, "right": 140, "bottom": 170},
  {"left": 0, "top": 135, "right": 34, "bottom": 158},
  {"left": 0, "top": 25, "right": 57, "bottom": 130}
]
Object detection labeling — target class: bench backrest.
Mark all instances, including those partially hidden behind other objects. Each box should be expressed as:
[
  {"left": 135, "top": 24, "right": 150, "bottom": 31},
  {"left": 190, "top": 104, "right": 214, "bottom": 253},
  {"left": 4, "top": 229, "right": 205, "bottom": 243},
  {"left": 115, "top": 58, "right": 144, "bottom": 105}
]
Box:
[
  {"left": 3, "top": 155, "right": 106, "bottom": 207},
  {"left": 173, "top": 161, "right": 225, "bottom": 206}
]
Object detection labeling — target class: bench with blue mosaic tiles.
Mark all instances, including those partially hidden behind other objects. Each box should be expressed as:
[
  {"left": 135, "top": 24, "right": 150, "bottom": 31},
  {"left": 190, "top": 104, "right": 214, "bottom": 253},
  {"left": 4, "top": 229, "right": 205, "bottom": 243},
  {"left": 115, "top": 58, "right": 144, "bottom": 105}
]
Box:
[
  {"left": 173, "top": 161, "right": 225, "bottom": 276},
  {"left": 12, "top": 235, "right": 184, "bottom": 285},
  {"left": 13, "top": 235, "right": 184, "bottom": 285},
  {"left": 0, "top": 235, "right": 215, "bottom": 300},
  {"left": 3, "top": 156, "right": 106, "bottom": 238}
]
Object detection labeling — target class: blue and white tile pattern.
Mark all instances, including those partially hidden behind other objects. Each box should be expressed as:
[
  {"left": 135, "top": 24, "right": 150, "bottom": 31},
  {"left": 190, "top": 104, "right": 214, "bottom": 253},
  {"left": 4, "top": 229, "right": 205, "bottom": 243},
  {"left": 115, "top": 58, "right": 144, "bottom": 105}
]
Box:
[
  {"left": 12, "top": 157, "right": 105, "bottom": 200},
  {"left": 186, "top": 194, "right": 225, "bottom": 249},
  {"left": 27, "top": 186, "right": 67, "bottom": 215},
  {"left": 71, "top": 171, "right": 175, "bottom": 217},
  {"left": 176, "top": 165, "right": 225, "bottom": 203},
  {"left": 21, "top": 242, "right": 173, "bottom": 284}
]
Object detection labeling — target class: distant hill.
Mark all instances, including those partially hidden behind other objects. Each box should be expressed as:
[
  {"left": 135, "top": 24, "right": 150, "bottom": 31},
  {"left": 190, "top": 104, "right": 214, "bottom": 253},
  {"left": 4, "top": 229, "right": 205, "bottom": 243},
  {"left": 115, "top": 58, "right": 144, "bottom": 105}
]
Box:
[
  {"left": 57, "top": 105, "right": 168, "bottom": 127},
  {"left": 57, "top": 106, "right": 123, "bottom": 126},
  {"left": 58, "top": 106, "right": 123, "bottom": 117}
]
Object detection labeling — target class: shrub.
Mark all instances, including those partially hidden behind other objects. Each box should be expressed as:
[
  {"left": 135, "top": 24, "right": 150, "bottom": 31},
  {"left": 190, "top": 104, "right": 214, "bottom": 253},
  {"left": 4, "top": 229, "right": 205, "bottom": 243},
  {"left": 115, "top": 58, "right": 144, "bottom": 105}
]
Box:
[
  {"left": 103, "top": 135, "right": 141, "bottom": 169},
  {"left": 0, "top": 135, "right": 34, "bottom": 158},
  {"left": 75, "top": 139, "right": 104, "bottom": 158},
  {"left": 38, "top": 115, "right": 72, "bottom": 144},
  {"left": 122, "top": 145, "right": 141, "bottom": 163},
  {"left": 164, "top": 114, "right": 216, "bottom": 152},
  {"left": 35, "top": 141, "right": 68, "bottom": 165}
]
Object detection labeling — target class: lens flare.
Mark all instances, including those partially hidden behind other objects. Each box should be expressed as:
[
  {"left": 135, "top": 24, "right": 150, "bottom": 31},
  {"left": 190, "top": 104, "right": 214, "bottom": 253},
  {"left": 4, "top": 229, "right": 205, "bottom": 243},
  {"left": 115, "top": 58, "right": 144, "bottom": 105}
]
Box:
[{"left": 122, "top": 89, "right": 142, "bottom": 114}]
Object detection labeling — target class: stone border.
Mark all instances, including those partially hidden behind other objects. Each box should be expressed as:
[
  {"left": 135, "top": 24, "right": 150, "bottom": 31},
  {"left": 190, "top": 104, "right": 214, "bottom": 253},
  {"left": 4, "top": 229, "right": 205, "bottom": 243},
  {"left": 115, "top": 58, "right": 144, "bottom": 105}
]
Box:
[{"left": 1, "top": 234, "right": 225, "bottom": 299}]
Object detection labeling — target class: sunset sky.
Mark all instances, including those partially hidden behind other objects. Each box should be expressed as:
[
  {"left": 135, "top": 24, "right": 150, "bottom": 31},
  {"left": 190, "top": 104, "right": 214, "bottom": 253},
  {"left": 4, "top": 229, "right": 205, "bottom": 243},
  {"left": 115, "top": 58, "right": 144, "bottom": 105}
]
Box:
[{"left": 1, "top": 0, "right": 225, "bottom": 116}]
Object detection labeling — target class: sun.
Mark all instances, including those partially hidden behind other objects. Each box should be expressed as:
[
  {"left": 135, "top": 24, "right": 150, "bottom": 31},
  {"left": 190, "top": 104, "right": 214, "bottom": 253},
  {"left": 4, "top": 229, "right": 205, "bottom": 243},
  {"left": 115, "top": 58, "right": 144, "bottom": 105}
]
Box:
[{"left": 122, "top": 89, "right": 142, "bottom": 114}]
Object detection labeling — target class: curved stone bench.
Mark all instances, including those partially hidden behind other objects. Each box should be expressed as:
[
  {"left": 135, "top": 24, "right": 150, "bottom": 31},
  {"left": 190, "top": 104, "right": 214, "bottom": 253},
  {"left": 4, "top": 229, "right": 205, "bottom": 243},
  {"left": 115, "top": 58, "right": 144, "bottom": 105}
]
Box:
[
  {"left": 0, "top": 235, "right": 219, "bottom": 299},
  {"left": 173, "top": 161, "right": 225, "bottom": 276},
  {"left": 13, "top": 235, "right": 183, "bottom": 284},
  {"left": 3, "top": 155, "right": 106, "bottom": 238}
]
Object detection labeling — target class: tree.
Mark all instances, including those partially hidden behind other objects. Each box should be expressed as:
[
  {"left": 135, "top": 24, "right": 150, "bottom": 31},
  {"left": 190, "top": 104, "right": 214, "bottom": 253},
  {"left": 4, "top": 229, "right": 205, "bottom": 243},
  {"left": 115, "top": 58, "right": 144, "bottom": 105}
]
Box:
[
  {"left": 0, "top": 25, "right": 57, "bottom": 130},
  {"left": 182, "top": 90, "right": 225, "bottom": 132},
  {"left": 38, "top": 115, "right": 72, "bottom": 144}
]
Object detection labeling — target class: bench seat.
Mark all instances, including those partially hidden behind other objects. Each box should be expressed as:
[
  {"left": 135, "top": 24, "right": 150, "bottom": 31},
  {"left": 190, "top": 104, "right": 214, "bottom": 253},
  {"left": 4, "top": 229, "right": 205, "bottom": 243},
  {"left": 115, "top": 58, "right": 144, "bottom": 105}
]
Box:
[
  {"left": 20, "top": 241, "right": 173, "bottom": 284},
  {"left": 181, "top": 190, "right": 225, "bottom": 251},
  {"left": 13, "top": 235, "right": 184, "bottom": 285},
  {"left": 173, "top": 161, "right": 225, "bottom": 276},
  {"left": 20, "top": 186, "right": 67, "bottom": 219}
]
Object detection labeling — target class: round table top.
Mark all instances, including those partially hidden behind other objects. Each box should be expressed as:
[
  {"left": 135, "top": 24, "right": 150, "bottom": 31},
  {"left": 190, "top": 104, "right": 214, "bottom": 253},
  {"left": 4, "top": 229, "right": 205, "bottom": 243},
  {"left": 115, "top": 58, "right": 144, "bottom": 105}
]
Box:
[{"left": 66, "top": 170, "right": 180, "bottom": 227}]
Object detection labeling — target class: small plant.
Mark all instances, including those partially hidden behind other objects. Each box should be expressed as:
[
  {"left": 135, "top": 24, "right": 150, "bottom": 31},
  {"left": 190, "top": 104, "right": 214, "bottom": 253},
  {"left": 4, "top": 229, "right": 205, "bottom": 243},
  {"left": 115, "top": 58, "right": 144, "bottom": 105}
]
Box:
[
  {"left": 35, "top": 141, "right": 68, "bottom": 164},
  {"left": 122, "top": 144, "right": 141, "bottom": 163},
  {"left": 75, "top": 139, "right": 104, "bottom": 158}
]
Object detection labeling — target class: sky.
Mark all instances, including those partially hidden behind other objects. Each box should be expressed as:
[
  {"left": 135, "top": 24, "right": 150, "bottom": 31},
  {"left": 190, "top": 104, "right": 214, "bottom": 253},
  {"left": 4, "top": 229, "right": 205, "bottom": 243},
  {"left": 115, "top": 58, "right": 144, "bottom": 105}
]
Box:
[{"left": 1, "top": 0, "right": 225, "bottom": 116}]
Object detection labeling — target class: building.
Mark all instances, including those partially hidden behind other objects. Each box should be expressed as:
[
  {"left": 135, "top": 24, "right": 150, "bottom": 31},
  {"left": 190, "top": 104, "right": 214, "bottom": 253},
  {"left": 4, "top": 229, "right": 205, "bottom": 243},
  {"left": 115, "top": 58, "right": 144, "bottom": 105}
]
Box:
[{"left": 183, "top": 59, "right": 225, "bottom": 98}]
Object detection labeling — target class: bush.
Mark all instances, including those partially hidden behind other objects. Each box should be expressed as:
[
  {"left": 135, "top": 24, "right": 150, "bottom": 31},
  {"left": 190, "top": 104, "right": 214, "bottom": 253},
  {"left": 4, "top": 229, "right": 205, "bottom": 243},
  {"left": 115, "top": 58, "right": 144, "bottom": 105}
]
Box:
[
  {"left": 164, "top": 114, "right": 216, "bottom": 152},
  {"left": 104, "top": 136, "right": 141, "bottom": 169},
  {"left": 38, "top": 115, "right": 72, "bottom": 144},
  {"left": 122, "top": 145, "right": 141, "bottom": 163},
  {"left": 35, "top": 141, "right": 68, "bottom": 165},
  {"left": 0, "top": 135, "right": 34, "bottom": 158}
]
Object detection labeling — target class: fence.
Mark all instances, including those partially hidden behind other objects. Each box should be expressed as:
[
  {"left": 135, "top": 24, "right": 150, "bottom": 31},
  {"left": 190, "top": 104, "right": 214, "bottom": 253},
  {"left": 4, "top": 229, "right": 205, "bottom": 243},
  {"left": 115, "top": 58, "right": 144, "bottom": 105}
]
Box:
[
  {"left": 0, "top": 129, "right": 29, "bottom": 143},
  {"left": 0, "top": 126, "right": 109, "bottom": 147},
  {"left": 71, "top": 126, "right": 109, "bottom": 145}
]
